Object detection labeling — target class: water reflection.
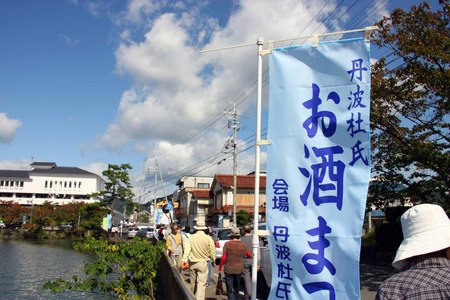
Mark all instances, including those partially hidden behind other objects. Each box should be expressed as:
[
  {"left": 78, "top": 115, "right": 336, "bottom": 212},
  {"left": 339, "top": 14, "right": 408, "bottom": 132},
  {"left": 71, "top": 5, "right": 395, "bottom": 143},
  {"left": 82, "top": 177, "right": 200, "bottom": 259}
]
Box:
[{"left": 0, "top": 239, "right": 115, "bottom": 299}]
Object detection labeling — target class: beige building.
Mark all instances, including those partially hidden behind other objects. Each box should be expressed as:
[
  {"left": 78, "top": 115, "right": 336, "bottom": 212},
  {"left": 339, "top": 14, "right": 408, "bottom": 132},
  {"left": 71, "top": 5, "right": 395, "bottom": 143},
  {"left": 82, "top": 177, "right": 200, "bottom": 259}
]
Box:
[{"left": 174, "top": 175, "right": 214, "bottom": 228}]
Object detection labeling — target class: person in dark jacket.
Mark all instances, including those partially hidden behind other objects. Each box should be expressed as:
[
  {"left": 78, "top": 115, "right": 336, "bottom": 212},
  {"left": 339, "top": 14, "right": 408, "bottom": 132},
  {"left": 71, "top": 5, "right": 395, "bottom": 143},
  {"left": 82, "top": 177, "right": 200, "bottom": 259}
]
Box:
[{"left": 218, "top": 227, "right": 252, "bottom": 300}]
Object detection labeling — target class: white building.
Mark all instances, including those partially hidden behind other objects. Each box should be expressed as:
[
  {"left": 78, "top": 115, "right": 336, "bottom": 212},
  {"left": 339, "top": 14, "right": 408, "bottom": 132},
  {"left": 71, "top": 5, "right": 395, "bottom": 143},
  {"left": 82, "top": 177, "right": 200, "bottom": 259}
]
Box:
[{"left": 0, "top": 162, "right": 104, "bottom": 205}]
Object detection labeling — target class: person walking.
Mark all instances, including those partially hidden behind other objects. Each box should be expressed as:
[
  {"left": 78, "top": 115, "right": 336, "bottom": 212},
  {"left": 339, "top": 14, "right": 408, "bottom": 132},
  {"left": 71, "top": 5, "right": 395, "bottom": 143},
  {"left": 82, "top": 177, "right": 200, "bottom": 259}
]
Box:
[
  {"left": 205, "top": 227, "right": 215, "bottom": 286},
  {"left": 166, "top": 223, "right": 183, "bottom": 269},
  {"left": 240, "top": 225, "right": 260, "bottom": 300},
  {"left": 218, "top": 227, "right": 252, "bottom": 300},
  {"left": 182, "top": 220, "right": 216, "bottom": 300},
  {"left": 376, "top": 204, "right": 450, "bottom": 300}
]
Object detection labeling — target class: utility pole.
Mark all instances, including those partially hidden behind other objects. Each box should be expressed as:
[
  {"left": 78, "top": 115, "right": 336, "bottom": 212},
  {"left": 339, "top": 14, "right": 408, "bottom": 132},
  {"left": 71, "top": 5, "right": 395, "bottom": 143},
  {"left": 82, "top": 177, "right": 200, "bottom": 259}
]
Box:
[
  {"left": 225, "top": 103, "right": 240, "bottom": 227},
  {"left": 153, "top": 158, "right": 158, "bottom": 234}
]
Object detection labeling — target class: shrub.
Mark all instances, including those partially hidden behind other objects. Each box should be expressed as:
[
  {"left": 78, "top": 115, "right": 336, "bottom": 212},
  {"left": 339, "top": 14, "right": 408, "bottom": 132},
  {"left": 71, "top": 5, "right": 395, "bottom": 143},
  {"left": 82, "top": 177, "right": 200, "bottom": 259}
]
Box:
[{"left": 44, "top": 237, "right": 166, "bottom": 299}]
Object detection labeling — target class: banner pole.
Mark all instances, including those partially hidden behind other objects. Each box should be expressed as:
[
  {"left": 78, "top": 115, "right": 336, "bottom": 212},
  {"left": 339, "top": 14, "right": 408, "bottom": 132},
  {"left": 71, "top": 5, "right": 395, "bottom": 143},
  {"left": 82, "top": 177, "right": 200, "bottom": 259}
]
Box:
[{"left": 251, "top": 37, "right": 264, "bottom": 300}]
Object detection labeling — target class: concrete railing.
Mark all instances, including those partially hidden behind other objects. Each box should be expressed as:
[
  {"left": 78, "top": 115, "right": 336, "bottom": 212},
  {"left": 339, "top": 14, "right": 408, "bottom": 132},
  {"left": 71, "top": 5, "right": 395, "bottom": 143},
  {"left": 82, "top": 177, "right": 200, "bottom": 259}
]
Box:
[{"left": 158, "top": 252, "right": 196, "bottom": 300}]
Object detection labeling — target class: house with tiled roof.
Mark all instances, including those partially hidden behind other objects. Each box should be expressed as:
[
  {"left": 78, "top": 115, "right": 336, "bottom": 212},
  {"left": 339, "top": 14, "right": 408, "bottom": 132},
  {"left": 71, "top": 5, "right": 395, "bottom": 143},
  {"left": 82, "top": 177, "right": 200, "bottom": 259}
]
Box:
[
  {"left": 210, "top": 173, "right": 266, "bottom": 227},
  {"left": 0, "top": 162, "right": 104, "bottom": 206}
]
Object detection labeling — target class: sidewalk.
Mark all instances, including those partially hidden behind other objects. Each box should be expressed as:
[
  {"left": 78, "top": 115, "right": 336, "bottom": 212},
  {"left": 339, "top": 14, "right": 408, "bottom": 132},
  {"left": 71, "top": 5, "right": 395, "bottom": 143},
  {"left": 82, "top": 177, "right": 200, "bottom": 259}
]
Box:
[
  {"left": 180, "top": 268, "right": 227, "bottom": 300},
  {"left": 181, "top": 263, "right": 397, "bottom": 300},
  {"left": 360, "top": 263, "right": 397, "bottom": 300}
]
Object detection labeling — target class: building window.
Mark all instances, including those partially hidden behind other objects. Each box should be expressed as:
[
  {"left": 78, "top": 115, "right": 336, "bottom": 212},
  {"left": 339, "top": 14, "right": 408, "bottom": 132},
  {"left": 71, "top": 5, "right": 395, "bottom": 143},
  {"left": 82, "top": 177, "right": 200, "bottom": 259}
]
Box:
[
  {"left": 64, "top": 181, "right": 67, "bottom": 188},
  {"left": 0, "top": 181, "right": 4, "bottom": 186},
  {"left": 197, "top": 183, "right": 210, "bottom": 189},
  {"left": 20, "top": 181, "right": 24, "bottom": 187},
  {"left": 45, "top": 181, "right": 48, "bottom": 188},
  {"left": 69, "top": 182, "right": 72, "bottom": 188}
]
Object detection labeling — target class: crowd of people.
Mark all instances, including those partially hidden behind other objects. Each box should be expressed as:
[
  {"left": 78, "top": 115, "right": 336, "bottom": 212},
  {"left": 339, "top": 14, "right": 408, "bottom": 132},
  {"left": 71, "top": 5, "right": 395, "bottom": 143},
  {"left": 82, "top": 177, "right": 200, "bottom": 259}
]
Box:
[
  {"left": 155, "top": 220, "right": 265, "bottom": 300},
  {"left": 151, "top": 203, "right": 450, "bottom": 300},
  {"left": 155, "top": 203, "right": 450, "bottom": 300}
]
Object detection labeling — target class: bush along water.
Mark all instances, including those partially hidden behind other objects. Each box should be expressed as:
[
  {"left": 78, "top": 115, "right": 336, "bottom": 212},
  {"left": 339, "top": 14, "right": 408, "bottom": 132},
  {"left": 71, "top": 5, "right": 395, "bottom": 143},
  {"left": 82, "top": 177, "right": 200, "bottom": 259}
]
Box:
[{"left": 44, "top": 237, "right": 167, "bottom": 300}]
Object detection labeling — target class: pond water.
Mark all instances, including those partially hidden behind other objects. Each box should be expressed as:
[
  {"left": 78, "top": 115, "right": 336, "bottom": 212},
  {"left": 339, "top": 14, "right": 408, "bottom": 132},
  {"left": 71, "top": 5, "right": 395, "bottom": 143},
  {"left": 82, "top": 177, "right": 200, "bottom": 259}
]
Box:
[{"left": 0, "top": 239, "right": 116, "bottom": 299}]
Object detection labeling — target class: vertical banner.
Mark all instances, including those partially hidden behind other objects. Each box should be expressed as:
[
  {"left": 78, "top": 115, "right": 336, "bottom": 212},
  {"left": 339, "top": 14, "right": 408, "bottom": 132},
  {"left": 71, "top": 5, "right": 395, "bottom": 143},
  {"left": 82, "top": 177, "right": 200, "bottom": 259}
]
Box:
[{"left": 266, "top": 38, "right": 371, "bottom": 299}]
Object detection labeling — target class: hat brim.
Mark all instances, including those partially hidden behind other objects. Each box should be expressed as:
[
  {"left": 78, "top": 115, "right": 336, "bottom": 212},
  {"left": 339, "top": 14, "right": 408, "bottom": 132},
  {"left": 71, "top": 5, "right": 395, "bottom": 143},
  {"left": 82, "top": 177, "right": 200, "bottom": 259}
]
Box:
[
  {"left": 392, "top": 224, "right": 450, "bottom": 270},
  {"left": 194, "top": 226, "right": 208, "bottom": 230}
]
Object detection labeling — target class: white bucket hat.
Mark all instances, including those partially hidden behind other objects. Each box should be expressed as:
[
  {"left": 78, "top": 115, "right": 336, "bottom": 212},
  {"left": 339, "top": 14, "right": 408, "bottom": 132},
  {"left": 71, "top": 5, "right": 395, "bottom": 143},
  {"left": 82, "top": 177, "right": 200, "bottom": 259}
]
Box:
[
  {"left": 194, "top": 220, "right": 208, "bottom": 230},
  {"left": 392, "top": 204, "right": 450, "bottom": 270}
]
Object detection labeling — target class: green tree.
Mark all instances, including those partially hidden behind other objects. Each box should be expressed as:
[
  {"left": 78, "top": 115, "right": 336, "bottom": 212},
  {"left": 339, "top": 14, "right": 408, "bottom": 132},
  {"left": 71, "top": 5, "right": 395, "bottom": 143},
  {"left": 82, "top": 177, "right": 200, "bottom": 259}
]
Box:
[
  {"left": 237, "top": 210, "right": 251, "bottom": 227},
  {"left": 78, "top": 202, "right": 109, "bottom": 230},
  {"left": 97, "top": 164, "right": 136, "bottom": 214},
  {"left": 44, "top": 237, "right": 166, "bottom": 299},
  {"left": 370, "top": 0, "right": 449, "bottom": 209}
]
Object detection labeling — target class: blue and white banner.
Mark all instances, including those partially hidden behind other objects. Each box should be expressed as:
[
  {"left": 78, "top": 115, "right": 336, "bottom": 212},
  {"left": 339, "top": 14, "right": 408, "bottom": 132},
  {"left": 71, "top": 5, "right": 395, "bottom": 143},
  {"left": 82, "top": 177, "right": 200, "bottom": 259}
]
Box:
[{"left": 266, "top": 38, "right": 371, "bottom": 300}]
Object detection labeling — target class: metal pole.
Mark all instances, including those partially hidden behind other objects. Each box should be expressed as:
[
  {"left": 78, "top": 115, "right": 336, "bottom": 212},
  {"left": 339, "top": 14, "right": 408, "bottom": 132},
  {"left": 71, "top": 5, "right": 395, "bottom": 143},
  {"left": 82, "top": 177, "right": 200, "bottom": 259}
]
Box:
[
  {"left": 153, "top": 157, "right": 157, "bottom": 233},
  {"left": 251, "top": 37, "right": 264, "bottom": 300},
  {"left": 232, "top": 103, "right": 238, "bottom": 227}
]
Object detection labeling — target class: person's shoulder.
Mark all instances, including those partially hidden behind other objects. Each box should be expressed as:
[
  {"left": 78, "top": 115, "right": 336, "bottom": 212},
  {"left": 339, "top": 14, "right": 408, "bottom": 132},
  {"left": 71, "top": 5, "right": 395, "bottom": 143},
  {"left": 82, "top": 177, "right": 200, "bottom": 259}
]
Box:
[{"left": 376, "top": 268, "right": 417, "bottom": 297}]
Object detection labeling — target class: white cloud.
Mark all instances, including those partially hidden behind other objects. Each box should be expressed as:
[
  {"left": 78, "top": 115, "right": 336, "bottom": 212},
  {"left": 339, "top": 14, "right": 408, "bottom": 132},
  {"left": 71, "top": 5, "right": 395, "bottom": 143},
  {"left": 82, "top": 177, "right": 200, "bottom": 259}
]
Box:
[
  {"left": 59, "top": 34, "right": 80, "bottom": 46},
  {"left": 0, "top": 113, "right": 22, "bottom": 143},
  {"left": 96, "top": 0, "right": 390, "bottom": 190},
  {"left": 82, "top": 162, "right": 108, "bottom": 178},
  {"left": 124, "top": 0, "right": 158, "bottom": 23},
  {"left": 115, "top": 13, "right": 204, "bottom": 85},
  {"left": 0, "top": 160, "right": 30, "bottom": 170}
]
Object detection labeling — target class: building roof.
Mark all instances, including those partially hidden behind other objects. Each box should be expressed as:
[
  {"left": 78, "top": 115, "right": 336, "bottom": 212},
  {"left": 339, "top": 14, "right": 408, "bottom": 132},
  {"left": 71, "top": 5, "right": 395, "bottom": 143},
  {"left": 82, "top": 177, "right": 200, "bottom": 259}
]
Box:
[
  {"left": 30, "top": 166, "right": 98, "bottom": 177},
  {"left": 0, "top": 162, "right": 101, "bottom": 179},
  {"left": 213, "top": 174, "right": 266, "bottom": 189},
  {"left": 0, "top": 170, "right": 30, "bottom": 179},
  {"left": 31, "top": 162, "right": 57, "bottom": 169}
]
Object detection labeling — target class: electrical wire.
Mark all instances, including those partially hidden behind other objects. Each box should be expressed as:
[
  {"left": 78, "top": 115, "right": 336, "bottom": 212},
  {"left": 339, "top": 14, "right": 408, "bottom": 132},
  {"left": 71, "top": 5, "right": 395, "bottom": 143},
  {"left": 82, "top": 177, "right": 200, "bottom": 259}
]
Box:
[{"left": 143, "top": 0, "right": 396, "bottom": 198}]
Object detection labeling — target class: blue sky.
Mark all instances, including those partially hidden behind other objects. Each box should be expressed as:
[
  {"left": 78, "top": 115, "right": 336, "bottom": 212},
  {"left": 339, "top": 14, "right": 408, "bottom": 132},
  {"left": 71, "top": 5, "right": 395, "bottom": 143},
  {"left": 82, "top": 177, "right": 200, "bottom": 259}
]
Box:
[{"left": 0, "top": 0, "right": 434, "bottom": 200}]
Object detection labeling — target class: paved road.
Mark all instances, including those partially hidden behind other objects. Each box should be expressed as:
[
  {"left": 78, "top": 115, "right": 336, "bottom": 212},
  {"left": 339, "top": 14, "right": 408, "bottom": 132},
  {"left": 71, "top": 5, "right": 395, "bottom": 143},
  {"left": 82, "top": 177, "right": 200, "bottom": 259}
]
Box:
[
  {"left": 182, "top": 263, "right": 397, "bottom": 300},
  {"left": 360, "top": 263, "right": 397, "bottom": 300}
]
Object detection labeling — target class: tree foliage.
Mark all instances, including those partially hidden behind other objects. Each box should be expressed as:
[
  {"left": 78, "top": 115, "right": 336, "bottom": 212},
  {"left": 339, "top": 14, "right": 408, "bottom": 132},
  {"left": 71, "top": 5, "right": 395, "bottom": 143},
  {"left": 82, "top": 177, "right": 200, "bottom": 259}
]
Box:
[
  {"left": 0, "top": 201, "right": 27, "bottom": 225},
  {"left": 369, "top": 0, "right": 449, "bottom": 209},
  {"left": 44, "top": 237, "right": 166, "bottom": 299},
  {"left": 98, "top": 164, "right": 136, "bottom": 212},
  {"left": 237, "top": 209, "right": 251, "bottom": 227}
]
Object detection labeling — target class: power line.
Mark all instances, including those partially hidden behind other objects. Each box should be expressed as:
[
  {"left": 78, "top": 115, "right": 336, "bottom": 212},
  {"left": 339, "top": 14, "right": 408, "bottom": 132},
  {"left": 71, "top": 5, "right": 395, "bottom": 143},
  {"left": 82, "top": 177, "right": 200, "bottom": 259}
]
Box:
[{"left": 143, "top": 0, "right": 392, "bottom": 197}]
